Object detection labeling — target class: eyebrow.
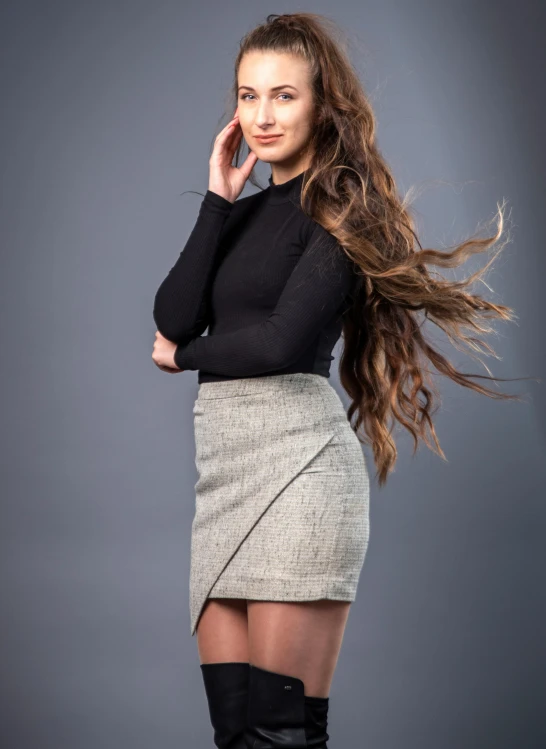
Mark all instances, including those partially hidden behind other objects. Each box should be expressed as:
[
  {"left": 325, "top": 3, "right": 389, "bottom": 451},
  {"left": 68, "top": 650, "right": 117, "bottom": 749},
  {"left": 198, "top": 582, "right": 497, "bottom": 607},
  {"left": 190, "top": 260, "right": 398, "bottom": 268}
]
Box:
[{"left": 237, "top": 84, "right": 299, "bottom": 92}]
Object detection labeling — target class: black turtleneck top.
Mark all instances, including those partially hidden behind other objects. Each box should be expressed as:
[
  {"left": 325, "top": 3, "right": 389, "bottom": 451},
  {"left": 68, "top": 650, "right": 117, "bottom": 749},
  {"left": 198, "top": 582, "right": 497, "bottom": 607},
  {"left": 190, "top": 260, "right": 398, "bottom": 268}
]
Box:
[{"left": 152, "top": 169, "right": 358, "bottom": 383}]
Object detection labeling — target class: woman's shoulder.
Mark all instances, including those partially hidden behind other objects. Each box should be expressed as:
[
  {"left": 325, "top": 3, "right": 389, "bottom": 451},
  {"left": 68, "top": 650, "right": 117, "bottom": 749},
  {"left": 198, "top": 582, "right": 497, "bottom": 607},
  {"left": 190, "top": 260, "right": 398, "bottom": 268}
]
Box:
[
  {"left": 234, "top": 186, "right": 267, "bottom": 207},
  {"left": 297, "top": 213, "right": 338, "bottom": 252}
]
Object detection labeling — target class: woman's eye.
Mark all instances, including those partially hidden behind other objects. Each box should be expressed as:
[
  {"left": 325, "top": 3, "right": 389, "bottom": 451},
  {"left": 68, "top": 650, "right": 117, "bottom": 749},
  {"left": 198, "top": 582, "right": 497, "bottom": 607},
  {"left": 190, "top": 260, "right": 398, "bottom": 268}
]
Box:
[{"left": 239, "top": 93, "right": 293, "bottom": 101}]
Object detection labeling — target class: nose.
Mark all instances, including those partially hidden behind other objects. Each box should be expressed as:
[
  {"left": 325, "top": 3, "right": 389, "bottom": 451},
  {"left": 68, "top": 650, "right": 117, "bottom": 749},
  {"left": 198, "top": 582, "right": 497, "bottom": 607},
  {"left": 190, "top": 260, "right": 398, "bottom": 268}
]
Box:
[{"left": 254, "top": 102, "right": 275, "bottom": 128}]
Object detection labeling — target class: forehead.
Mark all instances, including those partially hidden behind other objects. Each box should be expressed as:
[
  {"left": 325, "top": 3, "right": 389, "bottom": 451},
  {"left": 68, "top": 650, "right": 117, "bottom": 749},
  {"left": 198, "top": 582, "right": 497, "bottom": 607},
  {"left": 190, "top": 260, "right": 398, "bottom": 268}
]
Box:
[{"left": 238, "top": 51, "right": 310, "bottom": 89}]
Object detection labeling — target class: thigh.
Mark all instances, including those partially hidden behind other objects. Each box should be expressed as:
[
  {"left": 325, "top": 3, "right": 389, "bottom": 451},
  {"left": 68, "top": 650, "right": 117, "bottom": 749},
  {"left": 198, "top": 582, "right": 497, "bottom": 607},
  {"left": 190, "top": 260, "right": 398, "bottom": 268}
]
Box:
[
  {"left": 247, "top": 599, "right": 352, "bottom": 698},
  {"left": 196, "top": 598, "right": 249, "bottom": 664}
]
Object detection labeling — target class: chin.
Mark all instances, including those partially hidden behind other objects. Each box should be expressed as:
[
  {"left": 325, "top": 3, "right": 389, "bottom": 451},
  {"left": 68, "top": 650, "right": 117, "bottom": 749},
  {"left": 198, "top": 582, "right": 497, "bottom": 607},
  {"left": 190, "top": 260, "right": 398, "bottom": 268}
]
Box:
[{"left": 262, "top": 151, "right": 295, "bottom": 164}]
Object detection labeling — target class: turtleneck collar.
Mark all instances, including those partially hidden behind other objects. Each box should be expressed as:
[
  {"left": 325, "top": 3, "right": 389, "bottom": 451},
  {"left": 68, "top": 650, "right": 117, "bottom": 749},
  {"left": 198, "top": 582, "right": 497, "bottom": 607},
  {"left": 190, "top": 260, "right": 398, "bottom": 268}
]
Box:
[{"left": 266, "top": 169, "right": 306, "bottom": 205}]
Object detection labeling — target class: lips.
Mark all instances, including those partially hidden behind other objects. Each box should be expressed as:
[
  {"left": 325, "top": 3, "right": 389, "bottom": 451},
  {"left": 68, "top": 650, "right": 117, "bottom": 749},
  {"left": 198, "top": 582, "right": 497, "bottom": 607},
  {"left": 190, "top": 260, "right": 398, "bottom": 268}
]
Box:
[{"left": 255, "top": 135, "right": 283, "bottom": 143}]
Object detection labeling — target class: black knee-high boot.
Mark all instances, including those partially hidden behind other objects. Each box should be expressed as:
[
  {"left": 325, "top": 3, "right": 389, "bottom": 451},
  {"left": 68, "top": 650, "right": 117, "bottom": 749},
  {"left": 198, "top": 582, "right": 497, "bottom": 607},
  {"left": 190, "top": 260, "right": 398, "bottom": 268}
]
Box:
[
  {"left": 244, "top": 664, "right": 307, "bottom": 748},
  {"left": 200, "top": 662, "right": 250, "bottom": 749},
  {"left": 304, "top": 695, "right": 330, "bottom": 748}
]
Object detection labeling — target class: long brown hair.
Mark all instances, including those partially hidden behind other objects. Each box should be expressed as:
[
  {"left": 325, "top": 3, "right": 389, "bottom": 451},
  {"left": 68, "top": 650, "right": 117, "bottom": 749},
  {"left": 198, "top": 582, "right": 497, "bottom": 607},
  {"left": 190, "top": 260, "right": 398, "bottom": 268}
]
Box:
[{"left": 226, "top": 12, "right": 534, "bottom": 486}]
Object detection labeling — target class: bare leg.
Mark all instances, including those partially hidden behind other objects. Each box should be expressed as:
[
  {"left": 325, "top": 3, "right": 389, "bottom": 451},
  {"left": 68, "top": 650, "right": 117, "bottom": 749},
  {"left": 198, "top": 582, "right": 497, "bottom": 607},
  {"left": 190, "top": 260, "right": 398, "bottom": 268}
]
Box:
[
  {"left": 247, "top": 599, "right": 352, "bottom": 697},
  {"left": 196, "top": 598, "right": 249, "bottom": 664}
]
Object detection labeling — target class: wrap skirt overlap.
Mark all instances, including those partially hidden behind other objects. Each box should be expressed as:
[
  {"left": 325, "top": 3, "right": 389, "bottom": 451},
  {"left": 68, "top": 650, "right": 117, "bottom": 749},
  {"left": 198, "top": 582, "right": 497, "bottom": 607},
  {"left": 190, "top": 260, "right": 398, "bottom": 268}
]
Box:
[{"left": 189, "top": 372, "right": 370, "bottom": 637}]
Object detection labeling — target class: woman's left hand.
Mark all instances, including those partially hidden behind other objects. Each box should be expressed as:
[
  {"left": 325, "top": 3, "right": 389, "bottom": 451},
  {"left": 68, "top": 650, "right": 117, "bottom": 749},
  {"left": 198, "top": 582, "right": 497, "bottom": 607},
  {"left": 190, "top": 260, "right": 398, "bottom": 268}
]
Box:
[{"left": 152, "top": 331, "right": 184, "bottom": 373}]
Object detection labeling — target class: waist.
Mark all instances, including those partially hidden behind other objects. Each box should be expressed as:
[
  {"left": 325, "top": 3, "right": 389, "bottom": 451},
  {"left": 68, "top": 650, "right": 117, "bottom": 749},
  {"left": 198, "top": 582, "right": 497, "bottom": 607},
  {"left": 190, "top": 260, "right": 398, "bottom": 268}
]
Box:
[{"left": 196, "top": 372, "right": 332, "bottom": 400}]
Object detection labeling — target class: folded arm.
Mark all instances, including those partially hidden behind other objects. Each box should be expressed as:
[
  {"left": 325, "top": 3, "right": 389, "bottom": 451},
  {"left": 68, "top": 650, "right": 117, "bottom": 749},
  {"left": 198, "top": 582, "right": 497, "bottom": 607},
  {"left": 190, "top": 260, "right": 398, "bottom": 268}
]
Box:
[{"left": 174, "top": 222, "right": 356, "bottom": 376}]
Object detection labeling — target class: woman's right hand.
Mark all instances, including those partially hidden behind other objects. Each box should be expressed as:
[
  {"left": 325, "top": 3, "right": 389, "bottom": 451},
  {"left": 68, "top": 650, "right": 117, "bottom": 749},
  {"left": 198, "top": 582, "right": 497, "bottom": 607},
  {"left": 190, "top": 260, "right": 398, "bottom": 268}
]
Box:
[{"left": 208, "top": 109, "right": 259, "bottom": 203}]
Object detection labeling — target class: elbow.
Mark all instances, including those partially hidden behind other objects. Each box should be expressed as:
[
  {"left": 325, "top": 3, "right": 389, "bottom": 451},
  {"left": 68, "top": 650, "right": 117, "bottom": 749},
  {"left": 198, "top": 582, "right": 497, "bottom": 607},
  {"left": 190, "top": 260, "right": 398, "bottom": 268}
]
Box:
[
  {"left": 152, "top": 287, "right": 187, "bottom": 342},
  {"left": 152, "top": 307, "right": 176, "bottom": 342},
  {"left": 152, "top": 294, "right": 174, "bottom": 339},
  {"left": 153, "top": 289, "right": 209, "bottom": 344},
  {"left": 153, "top": 308, "right": 199, "bottom": 345}
]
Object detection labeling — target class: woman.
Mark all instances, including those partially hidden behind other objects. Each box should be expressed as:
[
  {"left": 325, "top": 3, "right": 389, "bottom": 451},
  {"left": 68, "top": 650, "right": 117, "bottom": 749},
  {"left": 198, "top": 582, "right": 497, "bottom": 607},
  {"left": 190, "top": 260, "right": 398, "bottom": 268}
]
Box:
[{"left": 152, "top": 13, "right": 522, "bottom": 749}]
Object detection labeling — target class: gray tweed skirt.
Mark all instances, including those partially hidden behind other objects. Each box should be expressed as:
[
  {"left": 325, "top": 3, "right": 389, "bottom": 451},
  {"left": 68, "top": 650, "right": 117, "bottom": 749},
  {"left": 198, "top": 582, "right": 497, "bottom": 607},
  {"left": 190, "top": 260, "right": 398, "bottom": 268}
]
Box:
[{"left": 189, "top": 372, "right": 370, "bottom": 637}]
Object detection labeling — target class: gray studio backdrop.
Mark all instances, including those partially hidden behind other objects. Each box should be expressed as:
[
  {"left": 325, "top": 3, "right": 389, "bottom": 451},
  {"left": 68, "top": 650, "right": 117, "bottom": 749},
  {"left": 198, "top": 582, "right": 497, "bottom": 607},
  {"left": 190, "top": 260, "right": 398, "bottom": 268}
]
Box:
[{"left": 1, "top": 1, "right": 545, "bottom": 748}]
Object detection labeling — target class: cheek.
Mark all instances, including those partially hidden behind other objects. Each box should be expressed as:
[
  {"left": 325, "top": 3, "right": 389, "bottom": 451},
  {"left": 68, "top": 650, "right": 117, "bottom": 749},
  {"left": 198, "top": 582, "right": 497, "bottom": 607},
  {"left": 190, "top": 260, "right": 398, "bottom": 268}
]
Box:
[
  {"left": 282, "top": 108, "right": 314, "bottom": 138},
  {"left": 289, "top": 120, "right": 314, "bottom": 142},
  {"left": 239, "top": 124, "right": 252, "bottom": 141}
]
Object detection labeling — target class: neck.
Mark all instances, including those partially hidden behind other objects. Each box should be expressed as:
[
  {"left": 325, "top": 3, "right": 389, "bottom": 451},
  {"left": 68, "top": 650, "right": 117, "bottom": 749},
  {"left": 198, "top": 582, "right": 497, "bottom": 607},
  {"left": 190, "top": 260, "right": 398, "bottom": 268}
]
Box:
[
  {"left": 267, "top": 169, "right": 307, "bottom": 205},
  {"left": 270, "top": 157, "right": 311, "bottom": 186}
]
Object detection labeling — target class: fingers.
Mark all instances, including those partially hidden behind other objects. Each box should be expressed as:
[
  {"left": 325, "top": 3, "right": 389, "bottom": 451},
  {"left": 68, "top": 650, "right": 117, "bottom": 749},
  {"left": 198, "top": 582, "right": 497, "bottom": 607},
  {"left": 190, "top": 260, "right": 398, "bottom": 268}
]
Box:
[
  {"left": 224, "top": 121, "right": 244, "bottom": 160},
  {"left": 212, "top": 116, "right": 242, "bottom": 163},
  {"left": 216, "top": 119, "right": 244, "bottom": 164},
  {"left": 214, "top": 115, "right": 239, "bottom": 143}
]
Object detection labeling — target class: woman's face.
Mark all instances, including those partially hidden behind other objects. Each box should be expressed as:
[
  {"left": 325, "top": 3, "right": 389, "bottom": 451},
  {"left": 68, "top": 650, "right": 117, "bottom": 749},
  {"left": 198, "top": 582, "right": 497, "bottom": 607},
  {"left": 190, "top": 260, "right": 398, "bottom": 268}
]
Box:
[{"left": 236, "top": 51, "right": 315, "bottom": 175}]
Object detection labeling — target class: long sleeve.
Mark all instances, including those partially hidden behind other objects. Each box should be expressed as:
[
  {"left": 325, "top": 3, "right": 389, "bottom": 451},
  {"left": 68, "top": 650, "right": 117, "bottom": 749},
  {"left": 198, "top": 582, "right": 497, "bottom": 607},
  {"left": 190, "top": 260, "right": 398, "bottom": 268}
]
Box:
[
  {"left": 174, "top": 222, "right": 356, "bottom": 375},
  {"left": 152, "top": 189, "right": 234, "bottom": 344}
]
